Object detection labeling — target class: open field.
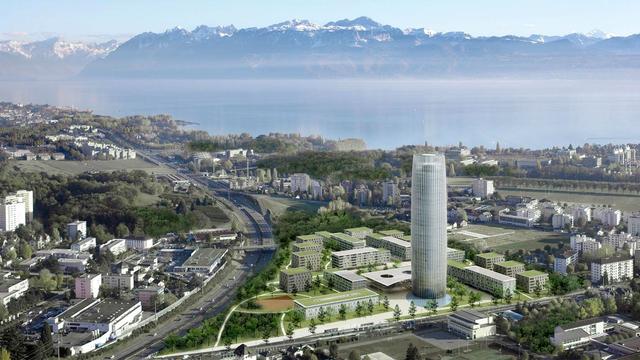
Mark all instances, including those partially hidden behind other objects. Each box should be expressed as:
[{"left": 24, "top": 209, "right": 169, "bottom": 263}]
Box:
[
  {"left": 14, "top": 158, "right": 175, "bottom": 176},
  {"left": 450, "top": 224, "right": 569, "bottom": 252},
  {"left": 498, "top": 188, "right": 640, "bottom": 212},
  {"left": 253, "top": 195, "right": 326, "bottom": 216},
  {"left": 255, "top": 295, "right": 294, "bottom": 312},
  {"left": 447, "top": 177, "right": 475, "bottom": 186}
]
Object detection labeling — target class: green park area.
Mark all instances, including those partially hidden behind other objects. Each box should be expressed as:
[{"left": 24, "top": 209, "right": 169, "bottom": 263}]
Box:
[
  {"left": 15, "top": 158, "right": 175, "bottom": 176},
  {"left": 449, "top": 224, "right": 569, "bottom": 251},
  {"left": 499, "top": 188, "right": 640, "bottom": 212},
  {"left": 253, "top": 194, "right": 326, "bottom": 216}
]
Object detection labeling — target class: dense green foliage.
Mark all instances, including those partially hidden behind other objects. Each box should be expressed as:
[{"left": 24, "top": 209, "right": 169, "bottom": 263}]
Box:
[
  {"left": 221, "top": 313, "right": 279, "bottom": 343},
  {"left": 134, "top": 208, "right": 195, "bottom": 237},
  {"left": 257, "top": 151, "right": 391, "bottom": 181}
]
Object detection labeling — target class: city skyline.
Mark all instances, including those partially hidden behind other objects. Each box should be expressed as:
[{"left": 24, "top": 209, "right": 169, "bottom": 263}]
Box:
[{"left": 2, "top": 0, "right": 640, "bottom": 42}]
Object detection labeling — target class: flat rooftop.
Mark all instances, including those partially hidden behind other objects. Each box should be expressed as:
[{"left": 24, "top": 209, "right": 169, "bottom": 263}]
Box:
[
  {"left": 180, "top": 248, "right": 226, "bottom": 267},
  {"left": 294, "top": 288, "right": 378, "bottom": 307},
  {"left": 475, "top": 252, "right": 504, "bottom": 260},
  {"left": 293, "top": 250, "right": 321, "bottom": 257},
  {"left": 447, "top": 259, "right": 470, "bottom": 270},
  {"left": 378, "top": 229, "right": 405, "bottom": 237},
  {"left": 332, "top": 247, "right": 385, "bottom": 257},
  {"left": 518, "top": 270, "right": 548, "bottom": 277},
  {"left": 466, "top": 265, "right": 515, "bottom": 282},
  {"left": 297, "top": 234, "right": 322, "bottom": 241},
  {"left": 495, "top": 261, "right": 524, "bottom": 268},
  {"left": 59, "top": 299, "right": 140, "bottom": 324},
  {"left": 379, "top": 236, "right": 411, "bottom": 248},
  {"left": 324, "top": 269, "right": 366, "bottom": 282},
  {"left": 362, "top": 265, "right": 412, "bottom": 287},
  {"left": 294, "top": 241, "right": 321, "bottom": 248},
  {"left": 331, "top": 232, "right": 364, "bottom": 244},
  {"left": 345, "top": 227, "right": 373, "bottom": 233},
  {"left": 281, "top": 267, "right": 311, "bottom": 275},
  {"left": 0, "top": 277, "right": 25, "bottom": 292}
]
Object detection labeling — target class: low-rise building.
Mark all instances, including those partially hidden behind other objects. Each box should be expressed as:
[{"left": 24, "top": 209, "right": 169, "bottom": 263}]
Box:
[
  {"left": 447, "top": 247, "right": 466, "bottom": 262},
  {"left": 102, "top": 273, "right": 135, "bottom": 291},
  {"left": 471, "top": 178, "right": 495, "bottom": 198},
  {"left": 591, "top": 255, "right": 633, "bottom": 284},
  {"left": 550, "top": 317, "right": 607, "bottom": 350},
  {"left": 293, "top": 288, "right": 379, "bottom": 318},
  {"left": 344, "top": 227, "right": 374, "bottom": 239},
  {"left": 365, "top": 233, "right": 411, "bottom": 261},
  {"left": 67, "top": 220, "right": 87, "bottom": 241},
  {"left": 174, "top": 248, "right": 227, "bottom": 274},
  {"left": 58, "top": 258, "right": 89, "bottom": 273},
  {"left": 75, "top": 274, "right": 102, "bottom": 299},
  {"left": 125, "top": 236, "right": 154, "bottom": 251},
  {"left": 474, "top": 252, "right": 505, "bottom": 270},
  {"left": 330, "top": 233, "right": 366, "bottom": 250},
  {"left": 136, "top": 286, "right": 164, "bottom": 308},
  {"left": 0, "top": 275, "right": 29, "bottom": 306},
  {"left": 493, "top": 261, "right": 525, "bottom": 277},
  {"left": 296, "top": 234, "right": 325, "bottom": 245},
  {"left": 292, "top": 241, "right": 323, "bottom": 253},
  {"left": 291, "top": 251, "right": 322, "bottom": 271},
  {"left": 447, "top": 261, "right": 515, "bottom": 297},
  {"left": 331, "top": 247, "right": 391, "bottom": 269},
  {"left": 279, "top": 268, "right": 312, "bottom": 293},
  {"left": 448, "top": 309, "right": 496, "bottom": 340},
  {"left": 100, "top": 238, "right": 127, "bottom": 256},
  {"left": 71, "top": 237, "right": 97, "bottom": 252},
  {"left": 516, "top": 270, "right": 549, "bottom": 293},
  {"left": 323, "top": 270, "right": 367, "bottom": 291}
]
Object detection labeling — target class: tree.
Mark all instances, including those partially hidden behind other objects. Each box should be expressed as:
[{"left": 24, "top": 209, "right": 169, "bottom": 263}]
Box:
[
  {"left": 262, "top": 327, "right": 271, "bottom": 343},
  {"left": 450, "top": 296, "right": 459, "bottom": 312},
  {"left": 115, "top": 223, "right": 130, "bottom": 238},
  {"left": 308, "top": 318, "right": 317, "bottom": 334},
  {"left": 534, "top": 281, "right": 543, "bottom": 298},
  {"left": 286, "top": 322, "right": 294, "bottom": 339},
  {"left": 504, "top": 288, "right": 513, "bottom": 304},
  {"left": 427, "top": 299, "right": 438, "bottom": 315},
  {"left": 349, "top": 350, "right": 361, "bottom": 360},
  {"left": 17, "top": 240, "right": 31, "bottom": 260},
  {"left": 326, "top": 276, "right": 335, "bottom": 290},
  {"left": 40, "top": 322, "right": 53, "bottom": 357},
  {"left": 405, "top": 343, "right": 420, "bottom": 360},
  {"left": 313, "top": 275, "right": 322, "bottom": 291},
  {"left": 409, "top": 301, "right": 417, "bottom": 318},
  {"left": 355, "top": 302, "right": 363, "bottom": 316},
  {"left": 304, "top": 279, "right": 312, "bottom": 293},
  {"left": 339, "top": 304, "right": 347, "bottom": 320},
  {"left": 318, "top": 307, "right": 327, "bottom": 323},
  {"left": 393, "top": 304, "right": 402, "bottom": 321},
  {"left": 383, "top": 296, "right": 390, "bottom": 310},
  {"left": 469, "top": 291, "right": 481, "bottom": 307},
  {"left": 367, "top": 299, "right": 374, "bottom": 314}
]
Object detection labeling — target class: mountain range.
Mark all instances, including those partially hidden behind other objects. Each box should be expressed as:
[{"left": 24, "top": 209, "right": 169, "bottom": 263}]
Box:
[{"left": 3, "top": 17, "right": 640, "bottom": 79}]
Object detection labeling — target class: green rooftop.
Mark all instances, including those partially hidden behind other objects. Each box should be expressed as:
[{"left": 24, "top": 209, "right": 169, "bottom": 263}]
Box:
[
  {"left": 366, "top": 233, "right": 385, "bottom": 240},
  {"left": 378, "top": 229, "right": 405, "bottom": 237},
  {"left": 447, "top": 260, "right": 470, "bottom": 269},
  {"left": 519, "top": 270, "right": 547, "bottom": 277},
  {"left": 331, "top": 232, "right": 364, "bottom": 244},
  {"left": 314, "top": 231, "right": 333, "bottom": 239},
  {"left": 476, "top": 252, "right": 504, "bottom": 260},
  {"left": 281, "top": 267, "right": 311, "bottom": 275},
  {"left": 495, "top": 261, "right": 524, "bottom": 268},
  {"left": 298, "top": 234, "right": 322, "bottom": 241},
  {"left": 294, "top": 288, "right": 378, "bottom": 307},
  {"left": 294, "top": 241, "right": 321, "bottom": 248},
  {"left": 293, "top": 250, "right": 321, "bottom": 257},
  {"left": 401, "top": 235, "right": 411, "bottom": 242},
  {"left": 345, "top": 227, "right": 373, "bottom": 233}
]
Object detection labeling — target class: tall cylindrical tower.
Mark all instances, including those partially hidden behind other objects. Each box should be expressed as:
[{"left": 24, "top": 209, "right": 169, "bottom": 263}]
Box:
[{"left": 411, "top": 153, "right": 447, "bottom": 299}]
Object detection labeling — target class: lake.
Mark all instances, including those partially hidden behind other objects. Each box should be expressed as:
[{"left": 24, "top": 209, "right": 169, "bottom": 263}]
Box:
[{"left": 1, "top": 78, "right": 639, "bottom": 149}]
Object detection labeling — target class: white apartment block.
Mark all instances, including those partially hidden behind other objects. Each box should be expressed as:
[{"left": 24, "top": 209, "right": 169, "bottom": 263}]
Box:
[
  {"left": 570, "top": 234, "right": 601, "bottom": 254},
  {"left": 0, "top": 275, "right": 29, "bottom": 306},
  {"left": 310, "top": 180, "right": 323, "bottom": 199},
  {"left": 365, "top": 234, "right": 411, "bottom": 261},
  {"left": 471, "top": 178, "right": 494, "bottom": 198},
  {"left": 552, "top": 213, "right": 574, "bottom": 229},
  {"left": 591, "top": 256, "right": 633, "bottom": 284},
  {"left": 593, "top": 207, "right": 622, "bottom": 227},
  {"left": 71, "top": 237, "right": 97, "bottom": 252},
  {"left": 12, "top": 190, "right": 33, "bottom": 221},
  {"left": 100, "top": 238, "right": 127, "bottom": 256},
  {"left": 554, "top": 251, "right": 578, "bottom": 275},
  {"left": 571, "top": 205, "right": 592, "bottom": 223},
  {"left": 67, "top": 220, "right": 87, "bottom": 241},
  {"left": 331, "top": 247, "right": 391, "bottom": 269},
  {"left": 125, "top": 237, "right": 154, "bottom": 251},
  {"left": 290, "top": 173, "right": 311, "bottom": 193},
  {"left": 628, "top": 214, "right": 640, "bottom": 236},
  {"left": 448, "top": 310, "right": 496, "bottom": 340},
  {"left": 75, "top": 274, "right": 102, "bottom": 299},
  {"left": 0, "top": 195, "right": 26, "bottom": 232},
  {"left": 382, "top": 181, "right": 400, "bottom": 204},
  {"left": 551, "top": 318, "right": 606, "bottom": 350},
  {"left": 102, "top": 274, "right": 135, "bottom": 291}
]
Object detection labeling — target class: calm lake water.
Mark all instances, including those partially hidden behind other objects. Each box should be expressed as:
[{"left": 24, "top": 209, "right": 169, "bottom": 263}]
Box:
[{"left": 1, "top": 78, "right": 639, "bottom": 149}]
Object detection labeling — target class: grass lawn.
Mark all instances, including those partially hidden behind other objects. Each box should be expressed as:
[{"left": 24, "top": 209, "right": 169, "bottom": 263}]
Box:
[
  {"left": 284, "top": 304, "right": 389, "bottom": 329},
  {"left": 447, "top": 177, "right": 475, "bottom": 186},
  {"left": 253, "top": 195, "right": 326, "bottom": 216},
  {"left": 450, "top": 224, "right": 569, "bottom": 252},
  {"left": 452, "top": 348, "right": 515, "bottom": 360},
  {"left": 14, "top": 158, "right": 174, "bottom": 175},
  {"left": 499, "top": 188, "right": 640, "bottom": 213}
]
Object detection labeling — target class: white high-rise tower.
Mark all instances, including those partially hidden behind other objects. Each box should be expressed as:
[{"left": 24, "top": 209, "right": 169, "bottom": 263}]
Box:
[{"left": 411, "top": 153, "right": 447, "bottom": 299}]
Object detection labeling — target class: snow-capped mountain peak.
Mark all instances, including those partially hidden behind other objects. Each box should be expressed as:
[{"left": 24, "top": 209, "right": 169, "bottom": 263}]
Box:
[
  {"left": 267, "top": 19, "right": 321, "bottom": 32},
  {"left": 586, "top": 29, "right": 613, "bottom": 39},
  {"left": 0, "top": 37, "right": 119, "bottom": 60}
]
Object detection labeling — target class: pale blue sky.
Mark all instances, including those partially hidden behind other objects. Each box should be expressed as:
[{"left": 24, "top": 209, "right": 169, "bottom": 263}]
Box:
[{"left": 2, "top": 0, "right": 639, "bottom": 42}]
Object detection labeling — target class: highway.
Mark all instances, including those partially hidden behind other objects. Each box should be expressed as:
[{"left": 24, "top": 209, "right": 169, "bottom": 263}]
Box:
[{"left": 96, "top": 134, "right": 277, "bottom": 360}]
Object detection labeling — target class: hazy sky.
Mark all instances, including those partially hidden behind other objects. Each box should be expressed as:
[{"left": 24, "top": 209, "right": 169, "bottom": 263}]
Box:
[{"left": 2, "top": 0, "right": 639, "bottom": 42}]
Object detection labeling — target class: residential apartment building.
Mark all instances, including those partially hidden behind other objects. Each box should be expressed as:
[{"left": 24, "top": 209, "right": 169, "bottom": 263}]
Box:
[
  {"left": 552, "top": 213, "right": 574, "bottom": 229},
  {"left": 571, "top": 205, "right": 592, "bottom": 223},
  {"left": 291, "top": 251, "right": 322, "bottom": 271},
  {"left": 293, "top": 288, "right": 379, "bottom": 319},
  {"left": 471, "top": 178, "right": 494, "bottom": 198},
  {"left": 591, "top": 255, "right": 633, "bottom": 284},
  {"left": 447, "top": 247, "right": 466, "bottom": 262},
  {"left": 571, "top": 234, "right": 602, "bottom": 254},
  {"left": 382, "top": 181, "right": 399, "bottom": 205},
  {"left": 448, "top": 309, "right": 496, "bottom": 340},
  {"left": 279, "top": 268, "right": 312, "bottom": 293},
  {"left": 344, "top": 227, "right": 373, "bottom": 239},
  {"left": 102, "top": 274, "right": 135, "bottom": 291},
  {"left": 0, "top": 275, "right": 29, "bottom": 306},
  {"left": 0, "top": 195, "right": 26, "bottom": 232},
  {"left": 474, "top": 252, "right": 505, "bottom": 270},
  {"left": 447, "top": 261, "right": 516, "bottom": 297},
  {"left": 330, "top": 232, "right": 366, "bottom": 250},
  {"left": 75, "top": 274, "right": 102, "bottom": 299},
  {"left": 554, "top": 251, "right": 578, "bottom": 275},
  {"left": 296, "top": 233, "right": 325, "bottom": 245},
  {"left": 125, "top": 237, "right": 154, "bottom": 251},
  {"left": 292, "top": 241, "right": 323, "bottom": 253},
  {"left": 323, "top": 270, "right": 367, "bottom": 291},
  {"left": 493, "top": 261, "right": 525, "bottom": 277},
  {"left": 71, "top": 237, "right": 97, "bottom": 252},
  {"left": 629, "top": 214, "right": 640, "bottom": 237},
  {"left": 290, "top": 173, "right": 311, "bottom": 193},
  {"left": 365, "top": 233, "right": 411, "bottom": 261},
  {"left": 331, "top": 247, "right": 391, "bottom": 269},
  {"left": 593, "top": 207, "right": 622, "bottom": 227},
  {"left": 67, "top": 220, "right": 87, "bottom": 241},
  {"left": 100, "top": 238, "right": 127, "bottom": 256},
  {"left": 516, "top": 270, "right": 549, "bottom": 293},
  {"left": 551, "top": 318, "right": 607, "bottom": 350}
]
